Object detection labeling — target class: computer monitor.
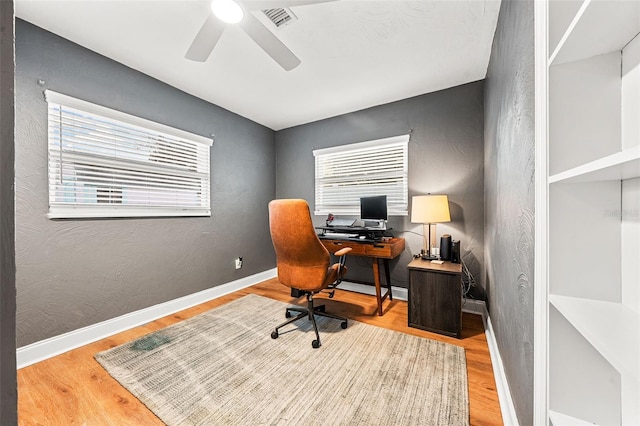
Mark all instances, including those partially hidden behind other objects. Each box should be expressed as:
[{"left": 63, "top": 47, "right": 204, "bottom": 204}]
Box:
[{"left": 360, "top": 195, "right": 388, "bottom": 221}]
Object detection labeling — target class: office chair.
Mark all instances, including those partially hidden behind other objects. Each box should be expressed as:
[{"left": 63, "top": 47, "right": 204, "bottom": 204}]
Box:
[{"left": 268, "top": 199, "right": 351, "bottom": 348}]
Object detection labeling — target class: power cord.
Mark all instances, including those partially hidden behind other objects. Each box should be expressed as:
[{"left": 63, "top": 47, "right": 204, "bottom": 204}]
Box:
[{"left": 461, "top": 259, "right": 476, "bottom": 296}]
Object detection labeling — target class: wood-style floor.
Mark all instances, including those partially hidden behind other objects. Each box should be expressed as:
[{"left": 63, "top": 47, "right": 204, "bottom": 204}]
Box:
[{"left": 18, "top": 278, "right": 503, "bottom": 425}]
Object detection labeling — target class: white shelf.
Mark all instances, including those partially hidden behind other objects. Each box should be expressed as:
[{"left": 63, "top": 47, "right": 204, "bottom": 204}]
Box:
[
  {"left": 542, "top": 1, "right": 640, "bottom": 424},
  {"left": 550, "top": 294, "right": 639, "bottom": 379},
  {"left": 549, "top": 410, "right": 596, "bottom": 425},
  {"left": 550, "top": 0, "right": 640, "bottom": 66},
  {"left": 549, "top": 146, "right": 640, "bottom": 183},
  {"left": 548, "top": 0, "right": 584, "bottom": 56}
]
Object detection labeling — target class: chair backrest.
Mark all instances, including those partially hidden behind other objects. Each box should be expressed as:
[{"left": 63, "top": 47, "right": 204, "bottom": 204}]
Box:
[{"left": 268, "top": 199, "right": 331, "bottom": 291}]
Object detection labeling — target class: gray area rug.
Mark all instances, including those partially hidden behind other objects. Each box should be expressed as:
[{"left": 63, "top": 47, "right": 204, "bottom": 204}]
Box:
[{"left": 95, "top": 294, "right": 469, "bottom": 425}]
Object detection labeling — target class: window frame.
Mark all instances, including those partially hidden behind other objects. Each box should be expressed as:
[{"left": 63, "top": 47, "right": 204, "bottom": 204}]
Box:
[
  {"left": 45, "top": 90, "right": 213, "bottom": 219},
  {"left": 313, "top": 134, "right": 409, "bottom": 217}
]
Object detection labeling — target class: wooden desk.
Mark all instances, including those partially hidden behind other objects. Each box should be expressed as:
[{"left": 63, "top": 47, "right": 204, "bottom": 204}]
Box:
[
  {"left": 407, "top": 258, "right": 462, "bottom": 338},
  {"left": 320, "top": 237, "right": 405, "bottom": 316}
]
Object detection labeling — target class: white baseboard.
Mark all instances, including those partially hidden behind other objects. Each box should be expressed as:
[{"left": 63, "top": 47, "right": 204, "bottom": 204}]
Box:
[
  {"left": 16, "top": 268, "right": 277, "bottom": 369},
  {"left": 341, "top": 283, "right": 517, "bottom": 423},
  {"left": 460, "top": 299, "right": 519, "bottom": 424},
  {"left": 461, "top": 297, "right": 486, "bottom": 316},
  {"left": 338, "top": 281, "right": 408, "bottom": 301},
  {"left": 484, "top": 315, "right": 520, "bottom": 426},
  {"left": 17, "top": 269, "right": 520, "bottom": 426},
  {"left": 340, "top": 282, "right": 486, "bottom": 317}
]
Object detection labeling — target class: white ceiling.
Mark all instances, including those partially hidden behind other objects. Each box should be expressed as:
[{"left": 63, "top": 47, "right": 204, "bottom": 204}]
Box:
[{"left": 16, "top": 0, "right": 501, "bottom": 131}]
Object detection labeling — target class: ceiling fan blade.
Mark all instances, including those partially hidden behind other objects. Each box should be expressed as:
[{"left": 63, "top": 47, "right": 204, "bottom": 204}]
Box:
[
  {"left": 185, "top": 13, "right": 226, "bottom": 62},
  {"left": 240, "top": 12, "right": 301, "bottom": 71},
  {"left": 243, "top": 0, "right": 337, "bottom": 11}
]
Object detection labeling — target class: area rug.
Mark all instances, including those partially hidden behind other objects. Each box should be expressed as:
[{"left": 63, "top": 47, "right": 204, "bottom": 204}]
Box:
[{"left": 95, "top": 294, "right": 469, "bottom": 425}]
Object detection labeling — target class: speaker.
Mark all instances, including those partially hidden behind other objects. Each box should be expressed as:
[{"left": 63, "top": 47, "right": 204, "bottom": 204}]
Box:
[
  {"left": 451, "top": 240, "right": 460, "bottom": 263},
  {"left": 440, "top": 234, "right": 452, "bottom": 261}
]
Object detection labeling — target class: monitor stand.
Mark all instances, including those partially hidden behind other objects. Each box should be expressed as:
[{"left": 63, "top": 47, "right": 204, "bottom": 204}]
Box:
[{"left": 363, "top": 219, "right": 386, "bottom": 230}]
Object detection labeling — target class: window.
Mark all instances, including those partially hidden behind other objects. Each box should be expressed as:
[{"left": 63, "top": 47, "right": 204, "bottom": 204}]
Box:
[
  {"left": 313, "top": 135, "right": 409, "bottom": 216},
  {"left": 45, "top": 90, "right": 212, "bottom": 219}
]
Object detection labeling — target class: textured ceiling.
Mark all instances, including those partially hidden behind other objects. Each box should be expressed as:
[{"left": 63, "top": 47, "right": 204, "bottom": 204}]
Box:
[{"left": 16, "top": 0, "right": 501, "bottom": 130}]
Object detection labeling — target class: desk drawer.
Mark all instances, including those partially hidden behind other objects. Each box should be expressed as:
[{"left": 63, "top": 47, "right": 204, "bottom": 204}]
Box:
[
  {"left": 321, "top": 240, "right": 367, "bottom": 256},
  {"left": 365, "top": 244, "right": 392, "bottom": 258}
]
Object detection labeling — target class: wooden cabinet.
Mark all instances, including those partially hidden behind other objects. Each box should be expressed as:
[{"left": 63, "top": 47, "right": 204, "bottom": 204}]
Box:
[
  {"left": 536, "top": 1, "right": 640, "bottom": 424},
  {"left": 407, "top": 259, "right": 462, "bottom": 338}
]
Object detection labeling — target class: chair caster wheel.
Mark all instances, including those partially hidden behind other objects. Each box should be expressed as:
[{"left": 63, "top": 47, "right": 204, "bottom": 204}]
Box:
[
  {"left": 312, "top": 340, "right": 320, "bottom": 349},
  {"left": 271, "top": 331, "right": 279, "bottom": 339},
  {"left": 341, "top": 321, "right": 348, "bottom": 329},
  {"left": 285, "top": 311, "right": 292, "bottom": 318}
]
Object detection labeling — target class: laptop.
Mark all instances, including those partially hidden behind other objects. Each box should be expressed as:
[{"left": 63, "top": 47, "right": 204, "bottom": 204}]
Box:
[{"left": 329, "top": 218, "right": 356, "bottom": 227}]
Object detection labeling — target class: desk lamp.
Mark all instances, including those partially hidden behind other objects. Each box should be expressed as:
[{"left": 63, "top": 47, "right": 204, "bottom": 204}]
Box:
[{"left": 411, "top": 194, "right": 451, "bottom": 260}]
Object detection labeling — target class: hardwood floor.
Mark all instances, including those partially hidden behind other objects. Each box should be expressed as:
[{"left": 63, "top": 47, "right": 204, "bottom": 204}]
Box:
[{"left": 18, "top": 278, "right": 503, "bottom": 425}]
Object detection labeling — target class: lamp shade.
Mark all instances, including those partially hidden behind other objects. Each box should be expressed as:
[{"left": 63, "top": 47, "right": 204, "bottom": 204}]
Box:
[{"left": 411, "top": 195, "right": 451, "bottom": 224}]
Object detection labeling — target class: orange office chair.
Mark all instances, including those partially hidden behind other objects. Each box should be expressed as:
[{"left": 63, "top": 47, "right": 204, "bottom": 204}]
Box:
[{"left": 268, "top": 199, "right": 351, "bottom": 348}]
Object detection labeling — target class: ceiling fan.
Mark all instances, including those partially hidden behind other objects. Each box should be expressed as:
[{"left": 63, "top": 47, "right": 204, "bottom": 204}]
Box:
[{"left": 185, "top": 0, "right": 335, "bottom": 71}]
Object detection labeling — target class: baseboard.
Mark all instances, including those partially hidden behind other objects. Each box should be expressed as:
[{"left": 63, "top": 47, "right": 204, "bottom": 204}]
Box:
[
  {"left": 16, "top": 268, "right": 277, "bottom": 369},
  {"left": 461, "top": 297, "right": 486, "bottom": 316},
  {"left": 17, "top": 269, "right": 520, "bottom": 425},
  {"left": 340, "top": 282, "right": 487, "bottom": 318},
  {"left": 338, "top": 280, "right": 408, "bottom": 301},
  {"left": 341, "top": 283, "right": 516, "bottom": 423},
  {"left": 445, "top": 297, "right": 520, "bottom": 424},
  {"left": 484, "top": 315, "right": 520, "bottom": 426}
]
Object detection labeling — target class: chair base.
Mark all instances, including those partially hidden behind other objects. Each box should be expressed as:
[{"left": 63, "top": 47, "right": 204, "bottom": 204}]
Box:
[{"left": 270, "top": 293, "right": 347, "bottom": 348}]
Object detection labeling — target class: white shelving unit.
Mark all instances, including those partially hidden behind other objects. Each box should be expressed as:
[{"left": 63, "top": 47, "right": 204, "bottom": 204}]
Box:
[{"left": 538, "top": 0, "right": 640, "bottom": 424}]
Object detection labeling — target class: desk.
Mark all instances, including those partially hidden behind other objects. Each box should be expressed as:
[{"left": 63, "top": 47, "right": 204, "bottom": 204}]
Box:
[
  {"left": 320, "top": 237, "right": 405, "bottom": 316},
  {"left": 407, "top": 258, "right": 462, "bottom": 338}
]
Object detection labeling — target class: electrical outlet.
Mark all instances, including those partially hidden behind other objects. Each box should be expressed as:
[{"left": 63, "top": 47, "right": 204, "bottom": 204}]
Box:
[{"left": 235, "top": 257, "right": 243, "bottom": 269}]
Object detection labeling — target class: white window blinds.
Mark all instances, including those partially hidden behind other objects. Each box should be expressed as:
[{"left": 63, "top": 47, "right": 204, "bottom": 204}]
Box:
[
  {"left": 45, "top": 90, "right": 213, "bottom": 219},
  {"left": 313, "top": 135, "right": 409, "bottom": 216}
]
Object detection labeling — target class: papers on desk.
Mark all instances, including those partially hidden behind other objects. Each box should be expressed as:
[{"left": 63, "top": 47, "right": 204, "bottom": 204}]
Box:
[
  {"left": 328, "top": 219, "right": 356, "bottom": 227},
  {"left": 322, "top": 232, "right": 358, "bottom": 239}
]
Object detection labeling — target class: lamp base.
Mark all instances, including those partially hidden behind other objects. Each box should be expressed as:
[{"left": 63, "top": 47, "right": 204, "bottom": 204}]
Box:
[{"left": 420, "top": 254, "right": 439, "bottom": 261}]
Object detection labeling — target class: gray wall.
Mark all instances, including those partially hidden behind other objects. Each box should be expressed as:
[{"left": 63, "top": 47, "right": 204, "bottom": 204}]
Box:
[
  {"left": 1, "top": 1, "right": 17, "bottom": 424},
  {"left": 484, "top": 0, "right": 535, "bottom": 424},
  {"left": 15, "top": 20, "right": 276, "bottom": 347},
  {"left": 275, "top": 82, "right": 485, "bottom": 291}
]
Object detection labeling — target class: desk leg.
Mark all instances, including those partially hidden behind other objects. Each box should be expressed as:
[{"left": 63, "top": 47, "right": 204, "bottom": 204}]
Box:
[
  {"left": 372, "top": 259, "right": 383, "bottom": 316},
  {"left": 383, "top": 259, "right": 393, "bottom": 301}
]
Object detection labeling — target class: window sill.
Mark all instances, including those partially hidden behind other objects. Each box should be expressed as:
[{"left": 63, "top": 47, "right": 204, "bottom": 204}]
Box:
[{"left": 48, "top": 207, "right": 211, "bottom": 219}]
